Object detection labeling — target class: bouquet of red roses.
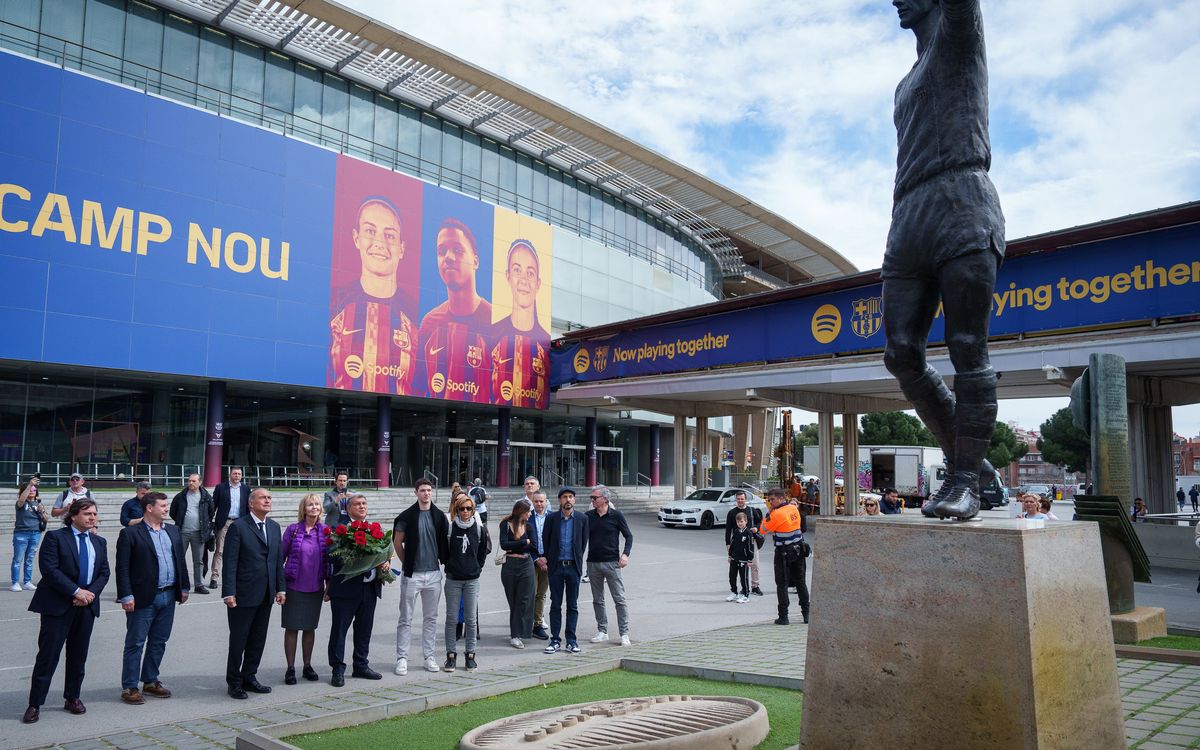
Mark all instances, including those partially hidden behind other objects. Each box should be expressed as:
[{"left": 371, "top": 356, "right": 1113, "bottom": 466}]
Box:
[{"left": 325, "top": 520, "right": 396, "bottom": 584}]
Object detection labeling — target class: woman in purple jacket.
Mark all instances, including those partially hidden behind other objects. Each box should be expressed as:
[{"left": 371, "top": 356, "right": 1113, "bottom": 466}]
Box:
[{"left": 280, "top": 494, "right": 328, "bottom": 684}]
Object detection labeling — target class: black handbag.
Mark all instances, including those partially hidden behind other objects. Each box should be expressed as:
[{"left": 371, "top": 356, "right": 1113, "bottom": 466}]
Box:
[{"left": 801, "top": 540, "right": 812, "bottom": 558}]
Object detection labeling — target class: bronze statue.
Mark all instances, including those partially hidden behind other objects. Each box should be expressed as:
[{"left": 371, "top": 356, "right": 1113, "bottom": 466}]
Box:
[{"left": 882, "top": 0, "right": 1004, "bottom": 520}]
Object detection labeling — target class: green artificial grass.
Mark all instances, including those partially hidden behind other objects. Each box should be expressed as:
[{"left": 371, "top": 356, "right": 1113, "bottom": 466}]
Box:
[
  {"left": 1138, "top": 635, "right": 1200, "bottom": 652},
  {"left": 289, "top": 669, "right": 802, "bottom": 750}
]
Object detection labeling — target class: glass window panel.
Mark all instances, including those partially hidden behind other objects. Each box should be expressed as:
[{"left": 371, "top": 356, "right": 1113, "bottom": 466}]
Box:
[
  {"left": 396, "top": 103, "right": 420, "bottom": 174},
  {"left": 161, "top": 14, "right": 198, "bottom": 101},
  {"left": 231, "top": 40, "right": 264, "bottom": 121},
  {"left": 498, "top": 146, "right": 517, "bottom": 209},
  {"left": 515, "top": 152, "right": 533, "bottom": 213},
  {"left": 547, "top": 167, "right": 563, "bottom": 220},
  {"left": 532, "top": 161, "right": 549, "bottom": 221},
  {"left": 419, "top": 112, "right": 440, "bottom": 180},
  {"left": 123, "top": 1, "right": 162, "bottom": 87},
  {"left": 81, "top": 0, "right": 123, "bottom": 80},
  {"left": 589, "top": 187, "right": 602, "bottom": 239},
  {"left": 481, "top": 138, "right": 500, "bottom": 201},
  {"left": 196, "top": 26, "right": 232, "bottom": 110},
  {"left": 575, "top": 180, "right": 590, "bottom": 228},
  {"left": 293, "top": 62, "right": 322, "bottom": 142},
  {"left": 373, "top": 94, "right": 398, "bottom": 165},
  {"left": 441, "top": 121, "right": 462, "bottom": 189},
  {"left": 1, "top": 0, "right": 42, "bottom": 56},
  {"left": 603, "top": 192, "right": 616, "bottom": 239},
  {"left": 349, "top": 84, "right": 373, "bottom": 138},
  {"left": 42, "top": 0, "right": 83, "bottom": 46},
  {"left": 321, "top": 72, "right": 349, "bottom": 147},
  {"left": 263, "top": 51, "right": 293, "bottom": 129},
  {"left": 461, "top": 130, "right": 482, "bottom": 196}
]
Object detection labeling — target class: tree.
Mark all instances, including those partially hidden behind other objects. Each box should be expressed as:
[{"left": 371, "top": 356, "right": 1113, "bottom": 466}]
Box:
[
  {"left": 987, "top": 421, "right": 1028, "bottom": 470},
  {"left": 1037, "top": 408, "right": 1089, "bottom": 474},
  {"left": 859, "top": 412, "right": 937, "bottom": 446},
  {"left": 793, "top": 423, "right": 842, "bottom": 448}
]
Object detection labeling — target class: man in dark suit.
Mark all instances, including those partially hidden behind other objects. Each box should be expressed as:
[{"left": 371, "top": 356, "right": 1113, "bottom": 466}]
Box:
[
  {"left": 327, "top": 494, "right": 389, "bottom": 686},
  {"left": 222, "top": 487, "right": 285, "bottom": 699},
  {"left": 538, "top": 488, "right": 589, "bottom": 655},
  {"left": 116, "top": 492, "right": 190, "bottom": 705},
  {"left": 210, "top": 467, "right": 251, "bottom": 590},
  {"left": 23, "top": 499, "right": 110, "bottom": 724}
]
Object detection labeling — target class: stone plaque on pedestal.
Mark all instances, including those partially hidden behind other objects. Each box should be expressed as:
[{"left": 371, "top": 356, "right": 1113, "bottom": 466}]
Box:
[{"left": 800, "top": 516, "right": 1125, "bottom": 750}]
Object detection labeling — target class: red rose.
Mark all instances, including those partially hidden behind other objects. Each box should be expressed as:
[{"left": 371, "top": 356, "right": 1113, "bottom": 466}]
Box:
[
  {"left": 325, "top": 537, "right": 334, "bottom": 546},
  {"left": 323, "top": 526, "right": 333, "bottom": 536},
  {"left": 371, "top": 528, "right": 384, "bottom": 540},
  {"left": 335, "top": 525, "right": 348, "bottom": 535},
  {"left": 354, "top": 531, "right": 367, "bottom": 546}
]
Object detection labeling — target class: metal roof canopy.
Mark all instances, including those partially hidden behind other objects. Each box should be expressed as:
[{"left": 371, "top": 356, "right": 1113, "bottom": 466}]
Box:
[
  {"left": 155, "top": 0, "right": 856, "bottom": 288},
  {"left": 552, "top": 201, "right": 1200, "bottom": 417}
]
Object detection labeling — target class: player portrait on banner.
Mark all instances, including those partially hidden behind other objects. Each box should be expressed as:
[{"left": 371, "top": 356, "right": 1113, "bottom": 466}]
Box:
[
  {"left": 490, "top": 211, "right": 553, "bottom": 409},
  {"left": 327, "top": 157, "right": 423, "bottom": 395},
  {"left": 415, "top": 186, "right": 494, "bottom": 404}
]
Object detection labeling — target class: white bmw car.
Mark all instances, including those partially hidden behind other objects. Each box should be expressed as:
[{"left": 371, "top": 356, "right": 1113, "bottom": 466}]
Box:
[{"left": 658, "top": 487, "right": 768, "bottom": 530}]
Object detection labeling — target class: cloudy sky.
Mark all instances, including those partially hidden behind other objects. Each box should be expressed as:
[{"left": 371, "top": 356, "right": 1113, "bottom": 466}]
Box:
[{"left": 346, "top": 0, "right": 1200, "bottom": 436}]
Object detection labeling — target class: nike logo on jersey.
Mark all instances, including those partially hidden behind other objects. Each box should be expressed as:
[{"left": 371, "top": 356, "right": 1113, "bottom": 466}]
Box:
[{"left": 429, "top": 346, "right": 445, "bottom": 355}]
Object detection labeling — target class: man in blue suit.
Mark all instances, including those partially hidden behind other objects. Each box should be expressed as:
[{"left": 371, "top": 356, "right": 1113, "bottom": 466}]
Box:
[
  {"left": 222, "top": 488, "right": 286, "bottom": 699},
  {"left": 22, "top": 499, "right": 110, "bottom": 724},
  {"left": 116, "top": 492, "right": 190, "bottom": 705}
]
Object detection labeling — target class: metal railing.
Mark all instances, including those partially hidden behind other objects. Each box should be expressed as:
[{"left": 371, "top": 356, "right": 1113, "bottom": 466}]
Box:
[{"left": 636, "top": 472, "right": 653, "bottom": 497}]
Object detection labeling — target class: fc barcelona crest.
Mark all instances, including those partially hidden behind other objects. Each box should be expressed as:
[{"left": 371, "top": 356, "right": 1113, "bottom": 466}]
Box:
[
  {"left": 850, "top": 297, "right": 883, "bottom": 339},
  {"left": 392, "top": 328, "right": 410, "bottom": 349},
  {"left": 467, "top": 344, "right": 483, "bottom": 368}
]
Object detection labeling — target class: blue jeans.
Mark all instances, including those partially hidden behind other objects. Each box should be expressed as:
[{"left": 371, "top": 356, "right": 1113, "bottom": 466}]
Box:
[
  {"left": 11, "top": 530, "right": 40, "bottom": 586},
  {"left": 122, "top": 588, "right": 176, "bottom": 689},
  {"left": 548, "top": 561, "right": 581, "bottom": 645}
]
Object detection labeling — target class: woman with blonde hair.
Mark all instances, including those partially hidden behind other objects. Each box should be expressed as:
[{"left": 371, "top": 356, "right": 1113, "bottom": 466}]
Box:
[
  {"left": 498, "top": 500, "right": 537, "bottom": 648},
  {"left": 280, "top": 493, "right": 328, "bottom": 684},
  {"left": 442, "top": 492, "right": 490, "bottom": 671}
]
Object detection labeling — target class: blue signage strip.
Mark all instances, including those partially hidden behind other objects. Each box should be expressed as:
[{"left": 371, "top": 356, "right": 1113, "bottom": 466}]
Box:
[{"left": 552, "top": 222, "right": 1200, "bottom": 386}]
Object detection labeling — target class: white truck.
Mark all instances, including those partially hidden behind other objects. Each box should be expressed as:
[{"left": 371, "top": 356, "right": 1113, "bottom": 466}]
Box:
[{"left": 802, "top": 445, "right": 944, "bottom": 506}]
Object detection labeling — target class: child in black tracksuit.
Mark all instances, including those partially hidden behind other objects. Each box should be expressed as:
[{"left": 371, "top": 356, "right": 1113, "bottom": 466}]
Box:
[{"left": 727, "top": 512, "right": 757, "bottom": 602}]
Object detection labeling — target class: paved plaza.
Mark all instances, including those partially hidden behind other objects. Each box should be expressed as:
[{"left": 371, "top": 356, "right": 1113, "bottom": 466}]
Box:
[{"left": 1, "top": 513, "right": 1197, "bottom": 749}]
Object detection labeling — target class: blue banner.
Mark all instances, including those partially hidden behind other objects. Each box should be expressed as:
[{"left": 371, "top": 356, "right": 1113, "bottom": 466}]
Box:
[{"left": 552, "top": 222, "right": 1200, "bottom": 386}]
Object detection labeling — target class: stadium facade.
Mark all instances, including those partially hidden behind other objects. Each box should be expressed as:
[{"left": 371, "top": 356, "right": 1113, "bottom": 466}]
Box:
[{"left": 0, "top": 0, "right": 853, "bottom": 489}]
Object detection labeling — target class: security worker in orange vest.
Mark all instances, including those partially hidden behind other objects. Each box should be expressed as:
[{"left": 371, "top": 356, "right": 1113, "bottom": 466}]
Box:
[{"left": 760, "top": 487, "right": 810, "bottom": 624}]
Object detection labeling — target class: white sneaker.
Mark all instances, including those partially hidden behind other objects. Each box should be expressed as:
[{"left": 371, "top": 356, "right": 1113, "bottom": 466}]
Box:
[
  {"left": 22, "top": 583, "right": 35, "bottom": 591},
  {"left": 737, "top": 596, "right": 749, "bottom": 604},
  {"left": 725, "top": 592, "right": 738, "bottom": 602},
  {"left": 424, "top": 657, "right": 440, "bottom": 672},
  {"left": 8, "top": 584, "right": 21, "bottom": 592},
  {"left": 620, "top": 634, "right": 632, "bottom": 647},
  {"left": 590, "top": 631, "right": 609, "bottom": 643},
  {"left": 510, "top": 638, "right": 524, "bottom": 649},
  {"left": 393, "top": 658, "right": 407, "bottom": 676}
]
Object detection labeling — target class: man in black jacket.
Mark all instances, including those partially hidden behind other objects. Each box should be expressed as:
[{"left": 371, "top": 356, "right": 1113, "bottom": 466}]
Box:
[
  {"left": 170, "top": 473, "right": 213, "bottom": 594},
  {"left": 222, "top": 488, "right": 285, "bottom": 699},
  {"left": 23, "top": 499, "right": 110, "bottom": 724},
  {"left": 210, "top": 467, "right": 251, "bottom": 590},
  {"left": 585, "top": 485, "right": 634, "bottom": 646},
  {"left": 392, "top": 479, "right": 448, "bottom": 675},
  {"left": 328, "top": 494, "right": 389, "bottom": 686},
  {"left": 724, "top": 491, "right": 764, "bottom": 597},
  {"left": 539, "top": 488, "right": 588, "bottom": 655},
  {"left": 116, "top": 492, "right": 190, "bottom": 705}
]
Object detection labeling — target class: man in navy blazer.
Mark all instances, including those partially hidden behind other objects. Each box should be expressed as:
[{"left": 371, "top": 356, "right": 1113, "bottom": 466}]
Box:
[
  {"left": 23, "top": 499, "right": 110, "bottom": 724},
  {"left": 222, "top": 487, "right": 286, "bottom": 699},
  {"left": 116, "top": 492, "right": 190, "bottom": 705},
  {"left": 538, "top": 488, "right": 589, "bottom": 655},
  {"left": 209, "top": 467, "right": 251, "bottom": 590}
]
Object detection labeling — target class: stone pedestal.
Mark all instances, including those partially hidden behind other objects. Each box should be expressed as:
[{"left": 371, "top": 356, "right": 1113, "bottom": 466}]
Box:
[
  {"left": 1111, "top": 606, "right": 1167, "bottom": 644},
  {"left": 800, "top": 516, "right": 1125, "bottom": 750}
]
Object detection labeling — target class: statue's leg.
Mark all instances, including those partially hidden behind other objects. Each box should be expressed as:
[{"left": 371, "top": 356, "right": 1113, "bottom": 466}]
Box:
[
  {"left": 932, "top": 251, "right": 999, "bottom": 520},
  {"left": 882, "top": 277, "right": 954, "bottom": 517}
]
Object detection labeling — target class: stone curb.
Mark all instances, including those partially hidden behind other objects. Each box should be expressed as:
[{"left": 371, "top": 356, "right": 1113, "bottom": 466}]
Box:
[
  {"left": 235, "top": 657, "right": 622, "bottom": 750},
  {"left": 619, "top": 658, "right": 805, "bottom": 692},
  {"left": 1115, "top": 645, "right": 1200, "bottom": 666}
]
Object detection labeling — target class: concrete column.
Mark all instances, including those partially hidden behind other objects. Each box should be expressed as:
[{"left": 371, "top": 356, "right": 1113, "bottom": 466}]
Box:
[
  {"left": 203, "top": 381, "right": 226, "bottom": 488},
  {"left": 375, "top": 396, "right": 391, "bottom": 489},
  {"left": 650, "top": 424, "right": 661, "bottom": 486},
  {"left": 732, "top": 413, "right": 751, "bottom": 471},
  {"left": 695, "top": 416, "right": 709, "bottom": 487},
  {"left": 673, "top": 415, "right": 688, "bottom": 500},
  {"left": 750, "top": 409, "right": 769, "bottom": 480},
  {"left": 818, "top": 411, "right": 836, "bottom": 515},
  {"left": 310, "top": 400, "right": 328, "bottom": 471},
  {"left": 842, "top": 413, "right": 860, "bottom": 515},
  {"left": 497, "top": 407, "right": 511, "bottom": 488},
  {"left": 585, "top": 416, "right": 598, "bottom": 487},
  {"left": 1129, "top": 403, "right": 1175, "bottom": 514}
]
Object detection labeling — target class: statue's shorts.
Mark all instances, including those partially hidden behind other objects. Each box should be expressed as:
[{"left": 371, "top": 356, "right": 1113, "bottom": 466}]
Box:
[{"left": 883, "top": 168, "right": 1005, "bottom": 281}]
